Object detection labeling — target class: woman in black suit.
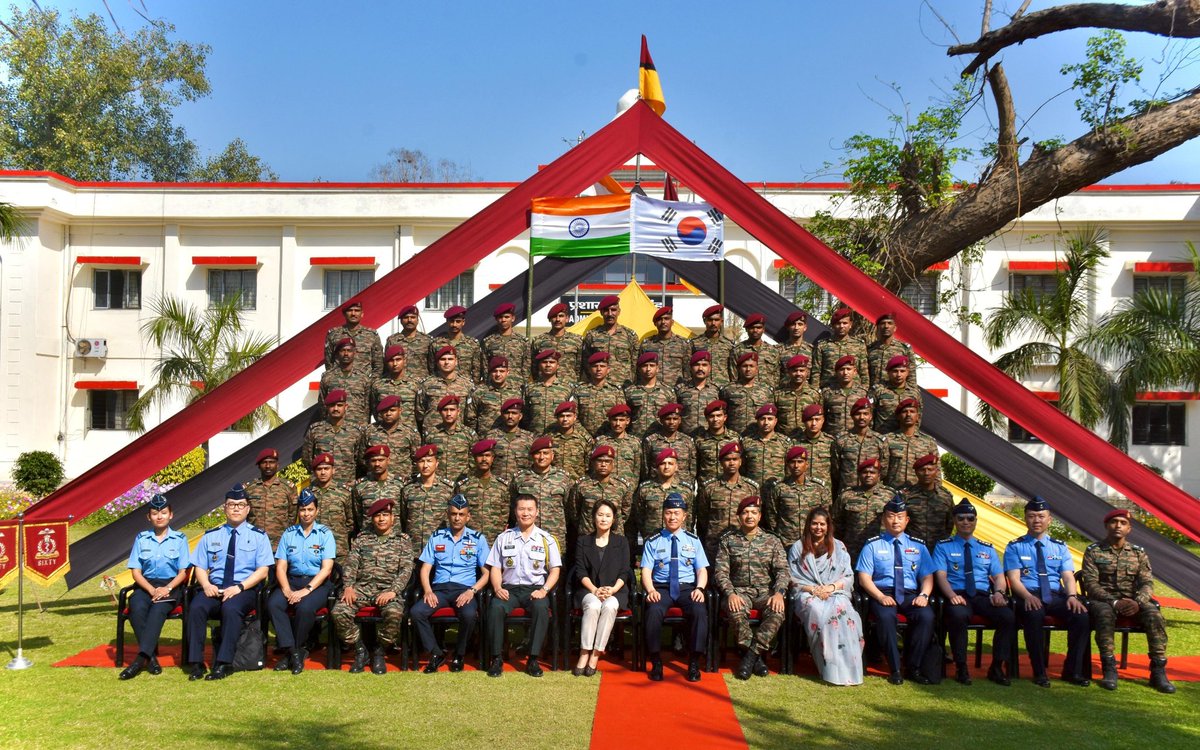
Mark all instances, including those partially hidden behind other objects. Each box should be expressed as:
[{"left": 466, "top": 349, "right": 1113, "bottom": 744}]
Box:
[{"left": 572, "top": 498, "right": 632, "bottom": 676}]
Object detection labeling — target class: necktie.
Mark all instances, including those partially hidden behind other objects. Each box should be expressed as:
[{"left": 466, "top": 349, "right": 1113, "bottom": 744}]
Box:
[
  {"left": 669, "top": 534, "right": 680, "bottom": 600},
  {"left": 222, "top": 528, "right": 238, "bottom": 588},
  {"left": 963, "top": 541, "right": 976, "bottom": 597},
  {"left": 1035, "top": 539, "right": 1051, "bottom": 603},
  {"left": 892, "top": 539, "right": 904, "bottom": 604}
]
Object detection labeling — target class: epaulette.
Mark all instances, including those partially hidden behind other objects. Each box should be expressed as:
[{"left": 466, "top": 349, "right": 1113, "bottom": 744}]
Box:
[
  {"left": 286, "top": 523, "right": 301, "bottom": 533},
  {"left": 1085, "top": 542, "right": 1101, "bottom": 551},
  {"left": 719, "top": 527, "right": 737, "bottom": 539},
  {"left": 1130, "top": 544, "right": 1145, "bottom": 552},
  {"left": 455, "top": 473, "right": 469, "bottom": 485},
  {"left": 864, "top": 535, "right": 882, "bottom": 544},
  {"left": 745, "top": 477, "right": 761, "bottom": 489},
  {"left": 436, "top": 477, "right": 456, "bottom": 488},
  {"left": 683, "top": 530, "right": 702, "bottom": 541},
  {"left": 249, "top": 525, "right": 267, "bottom": 534},
  {"left": 645, "top": 531, "right": 664, "bottom": 543},
  {"left": 204, "top": 526, "right": 224, "bottom": 535},
  {"left": 135, "top": 529, "right": 152, "bottom": 539},
  {"left": 936, "top": 536, "right": 956, "bottom": 545},
  {"left": 977, "top": 539, "right": 994, "bottom": 548},
  {"left": 1050, "top": 537, "right": 1066, "bottom": 545},
  {"left": 908, "top": 535, "right": 925, "bottom": 545},
  {"left": 169, "top": 529, "right": 187, "bottom": 539},
  {"left": 810, "top": 477, "right": 828, "bottom": 487},
  {"left": 702, "top": 477, "right": 720, "bottom": 487},
  {"left": 1007, "top": 537, "right": 1025, "bottom": 546},
  {"left": 638, "top": 480, "right": 657, "bottom": 489}
]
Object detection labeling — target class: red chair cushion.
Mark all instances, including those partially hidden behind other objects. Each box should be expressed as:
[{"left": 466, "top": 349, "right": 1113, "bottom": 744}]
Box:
[
  {"left": 120, "top": 605, "right": 184, "bottom": 617},
  {"left": 1043, "top": 615, "right": 1066, "bottom": 627},
  {"left": 509, "top": 608, "right": 527, "bottom": 617},
  {"left": 665, "top": 607, "right": 684, "bottom": 618},
  {"left": 968, "top": 614, "right": 990, "bottom": 625},
  {"left": 432, "top": 607, "right": 457, "bottom": 618},
  {"left": 355, "top": 606, "right": 381, "bottom": 618},
  {"left": 1115, "top": 616, "right": 1139, "bottom": 628}
]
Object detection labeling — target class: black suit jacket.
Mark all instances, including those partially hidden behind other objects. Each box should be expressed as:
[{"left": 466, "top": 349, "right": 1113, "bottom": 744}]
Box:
[{"left": 572, "top": 533, "right": 633, "bottom": 609}]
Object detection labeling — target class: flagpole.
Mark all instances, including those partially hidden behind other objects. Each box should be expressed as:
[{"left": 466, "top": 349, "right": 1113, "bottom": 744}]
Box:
[
  {"left": 719, "top": 259, "right": 726, "bottom": 321},
  {"left": 526, "top": 252, "right": 534, "bottom": 339},
  {"left": 6, "top": 512, "right": 32, "bottom": 670}
]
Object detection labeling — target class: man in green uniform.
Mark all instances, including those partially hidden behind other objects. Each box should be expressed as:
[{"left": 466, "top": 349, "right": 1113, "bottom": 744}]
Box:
[
  {"left": 643, "top": 403, "right": 697, "bottom": 481},
  {"left": 836, "top": 457, "right": 895, "bottom": 561},
  {"left": 243, "top": 447, "right": 296, "bottom": 547},
  {"left": 811, "top": 307, "right": 868, "bottom": 389},
  {"left": 523, "top": 349, "right": 575, "bottom": 436},
  {"left": 417, "top": 345, "right": 474, "bottom": 432},
  {"left": 454, "top": 439, "right": 512, "bottom": 543},
  {"left": 431, "top": 305, "right": 483, "bottom": 384},
  {"left": 370, "top": 344, "right": 422, "bottom": 418},
  {"left": 385, "top": 305, "right": 432, "bottom": 381},
  {"left": 626, "top": 352, "right": 677, "bottom": 437},
  {"left": 741, "top": 403, "right": 793, "bottom": 488},
  {"left": 820, "top": 355, "right": 869, "bottom": 437},
  {"left": 763, "top": 445, "right": 830, "bottom": 548},
  {"left": 866, "top": 312, "right": 917, "bottom": 388},
  {"left": 639, "top": 306, "right": 691, "bottom": 386},
  {"left": 727, "top": 313, "right": 779, "bottom": 385},
  {"left": 481, "top": 303, "right": 529, "bottom": 384},
  {"left": 569, "top": 444, "right": 634, "bottom": 538},
  {"left": 484, "top": 398, "right": 534, "bottom": 480},
  {"left": 720, "top": 351, "right": 775, "bottom": 435},
  {"left": 547, "top": 401, "right": 594, "bottom": 480},
  {"left": 574, "top": 351, "right": 626, "bottom": 436},
  {"left": 693, "top": 399, "right": 742, "bottom": 483},
  {"left": 793, "top": 403, "right": 835, "bottom": 487},
  {"left": 324, "top": 300, "right": 383, "bottom": 375},
  {"left": 775, "top": 354, "right": 822, "bottom": 435},
  {"left": 631, "top": 448, "right": 696, "bottom": 546},
  {"left": 509, "top": 436, "right": 574, "bottom": 551},
  {"left": 594, "top": 403, "right": 643, "bottom": 487},
  {"left": 900, "top": 453, "right": 953, "bottom": 549},
  {"left": 423, "top": 394, "right": 478, "bottom": 479},
  {"left": 366, "top": 395, "right": 421, "bottom": 480},
  {"left": 833, "top": 397, "right": 890, "bottom": 497},
  {"left": 582, "top": 295, "right": 640, "bottom": 385},
  {"left": 773, "top": 311, "right": 812, "bottom": 387},
  {"left": 310, "top": 452, "right": 354, "bottom": 563},
  {"left": 692, "top": 304, "right": 734, "bottom": 386},
  {"left": 675, "top": 350, "right": 721, "bottom": 436},
  {"left": 698, "top": 442, "right": 760, "bottom": 557},
  {"left": 303, "top": 389, "right": 367, "bottom": 481},
  {"left": 530, "top": 302, "right": 584, "bottom": 382},
  {"left": 400, "top": 445, "right": 457, "bottom": 544},
  {"left": 351, "top": 444, "right": 408, "bottom": 535},
  {"left": 320, "top": 338, "right": 373, "bottom": 425},
  {"left": 870, "top": 355, "right": 921, "bottom": 433},
  {"left": 469, "top": 355, "right": 523, "bottom": 434},
  {"left": 885, "top": 398, "right": 937, "bottom": 489}
]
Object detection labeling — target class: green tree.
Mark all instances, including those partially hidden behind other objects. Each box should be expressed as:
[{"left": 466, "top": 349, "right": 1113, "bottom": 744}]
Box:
[
  {"left": 977, "top": 227, "right": 1117, "bottom": 475},
  {"left": 127, "top": 295, "right": 281, "bottom": 461},
  {"left": 0, "top": 200, "right": 22, "bottom": 240},
  {"left": 190, "top": 138, "right": 279, "bottom": 183}
]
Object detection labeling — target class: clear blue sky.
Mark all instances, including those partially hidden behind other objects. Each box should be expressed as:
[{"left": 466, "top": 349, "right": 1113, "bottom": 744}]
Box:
[{"left": 44, "top": 1, "right": 1200, "bottom": 184}]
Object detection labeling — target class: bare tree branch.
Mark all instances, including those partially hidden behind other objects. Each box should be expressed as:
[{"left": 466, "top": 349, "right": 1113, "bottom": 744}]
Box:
[{"left": 988, "top": 63, "right": 1019, "bottom": 172}]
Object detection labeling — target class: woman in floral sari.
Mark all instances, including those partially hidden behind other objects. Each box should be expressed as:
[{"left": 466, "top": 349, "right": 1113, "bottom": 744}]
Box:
[{"left": 788, "top": 507, "right": 863, "bottom": 685}]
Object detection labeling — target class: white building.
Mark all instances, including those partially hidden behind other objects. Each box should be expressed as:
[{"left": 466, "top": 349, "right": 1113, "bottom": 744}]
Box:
[{"left": 1, "top": 171, "right": 1196, "bottom": 497}]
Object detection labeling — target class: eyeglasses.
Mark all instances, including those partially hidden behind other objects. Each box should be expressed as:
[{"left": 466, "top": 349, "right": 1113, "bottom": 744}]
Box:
[
  {"left": 225, "top": 501, "right": 250, "bottom": 510},
  {"left": 955, "top": 515, "right": 977, "bottom": 521}
]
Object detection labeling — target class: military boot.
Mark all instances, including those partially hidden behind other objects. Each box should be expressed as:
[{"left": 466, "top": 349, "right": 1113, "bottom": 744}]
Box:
[
  {"left": 349, "top": 640, "right": 369, "bottom": 673},
  {"left": 735, "top": 650, "right": 756, "bottom": 680},
  {"left": 1149, "top": 658, "right": 1176, "bottom": 694},
  {"left": 1098, "top": 655, "right": 1119, "bottom": 691},
  {"left": 371, "top": 646, "right": 388, "bottom": 675}
]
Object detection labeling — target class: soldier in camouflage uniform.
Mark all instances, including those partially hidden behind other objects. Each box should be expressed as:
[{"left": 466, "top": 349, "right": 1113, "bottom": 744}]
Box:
[
  {"left": 469, "top": 356, "right": 523, "bottom": 434},
  {"left": 480, "top": 303, "right": 530, "bottom": 384},
  {"left": 243, "top": 448, "right": 297, "bottom": 547},
  {"left": 594, "top": 404, "right": 643, "bottom": 487},
  {"left": 639, "top": 306, "right": 692, "bottom": 387},
  {"left": 303, "top": 389, "right": 367, "bottom": 481},
  {"left": 727, "top": 313, "right": 779, "bottom": 385},
  {"left": 810, "top": 307, "right": 869, "bottom": 389},
  {"left": 582, "top": 295, "right": 640, "bottom": 386},
  {"left": 351, "top": 444, "right": 409, "bottom": 535},
  {"left": 885, "top": 398, "right": 937, "bottom": 489},
  {"left": 400, "top": 445, "right": 457, "bottom": 545},
  {"left": 869, "top": 355, "right": 922, "bottom": 434},
  {"left": 366, "top": 395, "right": 421, "bottom": 481},
  {"left": 820, "top": 355, "right": 869, "bottom": 437},
  {"left": 835, "top": 458, "right": 895, "bottom": 561},
  {"left": 431, "top": 305, "right": 483, "bottom": 384},
  {"left": 546, "top": 401, "right": 594, "bottom": 480},
  {"left": 569, "top": 445, "right": 633, "bottom": 538},
  {"left": 833, "top": 398, "right": 890, "bottom": 497},
  {"left": 775, "top": 354, "right": 823, "bottom": 435},
  {"left": 484, "top": 398, "right": 534, "bottom": 480},
  {"left": 573, "top": 352, "right": 626, "bottom": 436},
  {"left": 698, "top": 442, "right": 760, "bottom": 556},
  {"left": 721, "top": 351, "right": 776, "bottom": 435},
  {"left": 509, "top": 436, "right": 574, "bottom": 551},
  {"left": 324, "top": 300, "right": 383, "bottom": 376},
  {"left": 1082, "top": 508, "right": 1175, "bottom": 693},
  {"left": 631, "top": 450, "right": 696, "bottom": 547},
  {"left": 321, "top": 338, "right": 373, "bottom": 425},
  {"left": 626, "top": 353, "right": 677, "bottom": 437},
  {"left": 530, "top": 302, "right": 584, "bottom": 382},
  {"left": 763, "top": 445, "right": 830, "bottom": 548},
  {"left": 900, "top": 453, "right": 953, "bottom": 549},
  {"left": 794, "top": 403, "right": 835, "bottom": 487},
  {"left": 523, "top": 349, "right": 575, "bottom": 436},
  {"left": 309, "top": 452, "right": 355, "bottom": 564},
  {"left": 643, "top": 403, "right": 697, "bottom": 481},
  {"left": 866, "top": 312, "right": 917, "bottom": 388},
  {"left": 693, "top": 399, "right": 742, "bottom": 483},
  {"left": 454, "top": 439, "right": 512, "bottom": 543},
  {"left": 386, "top": 305, "right": 433, "bottom": 382},
  {"left": 692, "top": 304, "right": 735, "bottom": 386},
  {"left": 675, "top": 351, "right": 720, "bottom": 436},
  {"left": 773, "top": 311, "right": 812, "bottom": 387},
  {"left": 332, "top": 498, "right": 413, "bottom": 674},
  {"left": 416, "top": 346, "right": 474, "bottom": 432},
  {"left": 741, "top": 403, "right": 793, "bottom": 488},
  {"left": 370, "top": 344, "right": 422, "bottom": 418},
  {"left": 423, "top": 395, "right": 478, "bottom": 479},
  {"left": 715, "top": 496, "right": 790, "bottom": 679}
]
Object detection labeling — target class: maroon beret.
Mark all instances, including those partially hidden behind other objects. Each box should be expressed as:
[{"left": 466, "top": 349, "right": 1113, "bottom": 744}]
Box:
[
  {"left": 437, "top": 394, "right": 460, "bottom": 411},
  {"left": 501, "top": 398, "right": 525, "bottom": 412},
  {"left": 656, "top": 402, "right": 683, "bottom": 419},
  {"left": 850, "top": 397, "right": 872, "bottom": 414},
  {"left": 886, "top": 355, "right": 909, "bottom": 370},
  {"left": 801, "top": 403, "right": 824, "bottom": 420},
  {"left": 786, "top": 446, "right": 809, "bottom": 462},
  {"left": 488, "top": 356, "right": 508, "bottom": 370},
  {"left": 366, "top": 498, "right": 394, "bottom": 516},
  {"left": 255, "top": 448, "right": 278, "bottom": 464},
  {"left": 535, "top": 349, "right": 561, "bottom": 361},
  {"left": 785, "top": 311, "right": 807, "bottom": 326},
  {"left": 324, "top": 388, "right": 348, "bottom": 405},
  {"left": 654, "top": 448, "right": 678, "bottom": 465},
  {"left": 736, "top": 351, "right": 759, "bottom": 365},
  {"left": 737, "top": 496, "right": 761, "bottom": 513},
  {"left": 857, "top": 457, "right": 880, "bottom": 472},
  {"left": 913, "top": 453, "right": 939, "bottom": 470},
  {"left": 334, "top": 337, "right": 355, "bottom": 351},
  {"left": 744, "top": 313, "right": 766, "bottom": 327},
  {"left": 590, "top": 445, "right": 616, "bottom": 460},
  {"left": 876, "top": 311, "right": 896, "bottom": 324},
  {"left": 471, "top": 439, "right": 498, "bottom": 456},
  {"left": 637, "top": 352, "right": 659, "bottom": 366},
  {"left": 493, "top": 302, "right": 515, "bottom": 318},
  {"left": 375, "top": 395, "right": 400, "bottom": 413},
  {"left": 587, "top": 351, "right": 610, "bottom": 365},
  {"left": 384, "top": 344, "right": 405, "bottom": 360},
  {"left": 702, "top": 304, "right": 724, "bottom": 319},
  {"left": 554, "top": 401, "right": 577, "bottom": 416},
  {"left": 787, "top": 354, "right": 810, "bottom": 369},
  {"left": 444, "top": 305, "right": 468, "bottom": 319},
  {"left": 718, "top": 442, "right": 742, "bottom": 458},
  {"left": 653, "top": 306, "right": 673, "bottom": 321},
  {"left": 341, "top": 300, "right": 362, "bottom": 311},
  {"left": 530, "top": 436, "right": 554, "bottom": 454},
  {"left": 435, "top": 345, "right": 456, "bottom": 359},
  {"left": 755, "top": 403, "right": 778, "bottom": 418},
  {"left": 598, "top": 295, "right": 621, "bottom": 310},
  {"left": 834, "top": 355, "right": 856, "bottom": 369},
  {"left": 547, "top": 302, "right": 569, "bottom": 318},
  {"left": 1104, "top": 508, "right": 1131, "bottom": 524},
  {"left": 895, "top": 397, "right": 920, "bottom": 414},
  {"left": 704, "top": 399, "right": 727, "bottom": 416},
  {"left": 689, "top": 350, "right": 711, "bottom": 364},
  {"left": 364, "top": 444, "right": 391, "bottom": 458},
  {"left": 398, "top": 304, "right": 419, "bottom": 317},
  {"left": 830, "top": 307, "right": 853, "bottom": 323},
  {"left": 414, "top": 444, "right": 438, "bottom": 459},
  {"left": 606, "top": 403, "right": 632, "bottom": 418},
  {"left": 311, "top": 452, "right": 334, "bottom": 468}
]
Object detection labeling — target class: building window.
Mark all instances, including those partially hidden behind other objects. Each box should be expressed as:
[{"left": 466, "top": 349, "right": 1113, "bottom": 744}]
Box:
[
  {"left": 1132, "top": 402, "right": 1186, "bottom": 446},
  {"left": 89, "top": 390, "right": 138, "bottom": 430},
  {"left": 324, "top": 269, "right": 375, "bottom": 310},
  {"left": 207, "top": 269, "right": 257, "bottom": 309},
  {"left": 1008, "top": 402, "right": 1056, "bottom": 443},
  {"left": 1133, "top": 275, "right": 1188, "bottom": 311},
  {"left": 581, "top": 256, "right": 679, "bottom": 286},
  {"left": 426, "top": 269, "right": 474, "bottom": 311},
  {"left": 779, "top": 273, "right": 834, "bottom": 314},
  {"left": 899, "top": 274, "right": 939, "bottom": 315},
  {"left": 1009, "top": 273, "right": 1058, "bottom": 302},
  {"left": 93, "top": 269, "right": 142, "bottom": 310}
]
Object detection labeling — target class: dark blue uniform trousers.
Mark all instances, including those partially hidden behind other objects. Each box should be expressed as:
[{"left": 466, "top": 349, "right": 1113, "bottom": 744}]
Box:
[
  {"left": 187, "top": 586, "right": 259, "bottom": 665},
  {"left": 945, "top": 592, "right": 1016, "bottom": 667},
  {"left": 1018, "top": 594, "right": 1090, "bottom": 679},
  {"left": 870, "top": 596, "right": 935, "bottom": 673},
  {"left": 411, "top": 583, "right": 479, "bottom": 656},
  {"left": 266, "top": 575, "right": 331, "bottom": 650},
  {"left": 644, "top": 585, "right": 708, "bottom": 656},
  {"left": 128, "top": 578, "right": 177, "bottom": 658}
]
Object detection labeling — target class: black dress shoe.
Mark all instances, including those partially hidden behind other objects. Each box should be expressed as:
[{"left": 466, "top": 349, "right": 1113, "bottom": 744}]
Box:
[
  {"left": 686, "top": 658, "right": 702, "bottom": 682},
  {"left": 423, "top": 651, "right": 446, "bottom": 674},
  {"left": 147, "top": 656, "right": 162, "bottom": 676},
  {"left": 752, "top": 654, "right": 769, "bottom": 677},
  {"left": 955, "top": 665, "right": 972, "bottom": 685},
  {"left": 119, "top": 658, "right": 146, "bottom": 681},
  {"left": 909, "top": 669, "right": 934, "bottom": 685},
  {"left": 290, "top": 649, "right": 306, "bottom": 675},
  {"left": 273, "top": 655, "right": 292, "bottom": 672},
  {"left": 1062, "top": 674, "right": 1091, "bottom": 687},
  {"left": 584, "top": 666, "right": 596, "bottom": 677},
  {"left": 448, "top": 655, "right": 465, "bottom": 673},
  {"left": 987, "top": 663, "right": 1011, "bottom": 686},
  {"left": 1033, "top": 675, "right": 1051, "bottom": 688},
  {"left": 486, "top": 656, "right": 504, "bottom": 677},
  {"left": 649, "top": 660, "right": 664, "bottom": 681},
  {"left": 888, "top": 671, "right": 904, "bottom": 685},
  {"left": 204, "top": 663, "right": 231, "bottom": 681},
  {"left": 525, "top": 657, "right": 544, "bottom": 677},
  {"left": 188, "top": 663, "right": 207, "bottom": 681}
]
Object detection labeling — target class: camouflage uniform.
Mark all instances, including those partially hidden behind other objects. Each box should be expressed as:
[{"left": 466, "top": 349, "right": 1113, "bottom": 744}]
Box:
[
  {"left": 866, "top": 339, "right": 917, "bottom": 389},
  {"left": 385, "top": 330, "right": 433, "bottom": 382},
  {"left": 643, "top": 431, "right": 698, "bottom": 482},
  {"left": 365, "top": 423, "right": 422, "bottom": 480},
  {"left": 794, "top": 430, "right": 836, "bottom": 487},
  {"left": 835, "top": 484, "right": 895, "bottom": 561},
  {"left": 430, "top": 333, "right": 483, "bottom": 385},
  {"left": 741, "top": 430, "right": 793, "bottom": 488},
  {"left": 595, "top": 431, "right": 644, "bottom": 488},
  {"left": 762, "top": 476, "right": 830, "bottom": 548},
  {"left": 675, "top": 380, "right": 720, "bottom": 436},
  {"left": 242, "top": 476, "right": 297, "bottom": 547},
  {"left": 625, "top": 381, "right": 677, "bottom": 437},
  {"left": 320, "top": 366, "right": 373, "bottom": 425},
  {"left": 369, "top": 374, "right": 422, "bottom": 420},
  {"left": 423, "top": 422, "right": 478, "bottom": 480},
  {"left": 468, "top": 381, "right": 523, "bottom": 434},
  {"left": 399, "top": 476, "right": 457, "bottom": 544},
  {"left": 312, "top": 481, "right": 355, "bottom": 563},
  {"left": 483, "top": 426, "right": 534, "bottom": 481},
  {"left": 546, "top": 425, "right": 595, "bottom": 481},
  {"left": 415, "top": 374, "right": 473, "bottom": 431},
  {"left": 774, "top": 383, "right": 823, "bottom": 436},
  {"left": 481, "top": 330, "right": 530, "bottom": 384},
  {"left": 454, "top": 473, "right": 512, "bottom": 544},
  {"left": 819, "top": 384, "right": 869, "bottom": 437},
  {"left": 569, "top": 474, "right": 633, "bottom": 537},
  {"left": 884, "top": 430, "right": 938, "bottom": 488},
  {"left": 631, "top": 480, "right": 696, "bottom": 543},
  {"left": 719, "top": 381, "right": 775, "bottom": 435},
  {"left": 325, "top": 324, "right": 383, "bottom": 376},
  {"left": 530, "top": 331, "right": 584, "bottom": 382},
  {"left": 833, "top": 430, "right": 890, "bottom": 496},
  {"left": 693, "top": 428, "right": 743, "bottom": 484},
  {"left": 692, "top": 333, "right": 735, "bottom": 386},
  {"left": 331, "top": 527, "right": 413, "bottom": 646},
  {"left": 869, "top": 382, "right": 922, "bottom": 434},
  {"left": 509, "top": 467, "right": 574, "bottom": 550},
  {"left": 714, "top": 529, "right": 789, "bottom": 653},
  {"left": 727, "top": 340, "right": 779, "bottom": 385},
  {"left": 810, "top": 336, "right": 869, "bottom": 389},
  {"left": 698, "top": 475, "right": 761, "bottom": 554},
  {"left": 1082, "top": 541, "right": 1168, "bottom": 659},
  {"left": 522, "top": 378, "right": 575, "bottom": 436},
  {"left": 639, "top": 333, "right": 692, "bottom": 387},
  {"left": 582, "top": 325, "right": 640, "bottom": 385},
  {"left": 572, "top": 381, "right": 626, "bottom": 436},
  {"left": 900, "top": 483, "right": 954, "bottom": 549},
  {"left": 773, "top": 340, "right": 813, "bottom": 386},
  {"left": 351, "top": 475, "right": 408, "bottom": 535},
  {"left": 303, "top": 420, "right": 367, "bottom": 481}
]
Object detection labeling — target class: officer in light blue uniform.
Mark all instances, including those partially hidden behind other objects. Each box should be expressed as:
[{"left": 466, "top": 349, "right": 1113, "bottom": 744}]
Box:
[
  {"left": 411, "top": 494, "right": 490, "bottom": 673},
  {"left": 1003, "top": 495, "right": 1091, "bottom": 688},
  {"left": 185, "top": 484, "right": 275, "bottom": 681},
  {"left": 855, "top": 495, "right": 936, "bottom": 685},
  {"left": 119, "top": 493, "right": 192, "bottom": 680},
  {"left": 640, "top": 492, "right": 710, "bottom": 683},
  {"left": 933, "top": 498, "right": 1015, "bottom": 686},
  {"left": 267, "top": 488, "right": 336, "bottom": 674}
]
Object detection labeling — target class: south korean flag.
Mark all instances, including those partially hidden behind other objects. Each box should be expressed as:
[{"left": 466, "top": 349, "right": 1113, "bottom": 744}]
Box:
[{"left": 630, "top": 193, "right": 725, "bottom": 261}]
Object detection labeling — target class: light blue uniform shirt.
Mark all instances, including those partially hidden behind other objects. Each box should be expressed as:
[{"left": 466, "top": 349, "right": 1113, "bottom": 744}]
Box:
[
  {"left": 933, "top": 535, "right": 1001, "bottom": 592},
  {"left": 856, "top": 532, "right": 934, "bottom": 591},
  {"left": 1003, "top": 533, "right": 1074, "bottom": 594},
  {"left": 275, "top": 523, "right": 336, "bottom": 576},
  {"left": 127, "top": 527, "right": 190, "bottom": 580},
  {"left": 641, "top": 528, "right": 709, "bottom": 585},
  {"left": 420, "top": 526, "right": 489, "bottom": 586},
  {"left": 191, "top": 522, "right": 274, "bottom": 587},
  {"left": 485, "top": 525, "right": 561, "bottom": 587}
]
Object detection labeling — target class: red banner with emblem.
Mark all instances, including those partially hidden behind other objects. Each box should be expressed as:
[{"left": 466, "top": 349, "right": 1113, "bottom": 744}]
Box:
[
  {"left": 22, "top": 519, "right": 70, "bottom": 585},
  {"left": 0, "top": 520, "right": 18, "bottom": 587}
]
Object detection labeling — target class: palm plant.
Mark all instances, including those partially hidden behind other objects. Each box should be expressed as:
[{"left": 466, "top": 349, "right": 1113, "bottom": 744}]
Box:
[
  {"left": 977, "top": 226, "right": 1116, "bottom": 474},
  {"left": 1, "top": 201, "right": 24, "bottom": 240},
  {"left": 127, "top": 294, "right": 281, "bottom": 457},
  {"left": 1087, "top": 242, "right": 1200, "bottom": 449}
]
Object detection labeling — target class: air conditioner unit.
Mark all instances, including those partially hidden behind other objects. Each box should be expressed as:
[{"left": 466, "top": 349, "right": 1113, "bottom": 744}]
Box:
[{"left": 75, "top": 338, "right": 108, "bottom": 358}]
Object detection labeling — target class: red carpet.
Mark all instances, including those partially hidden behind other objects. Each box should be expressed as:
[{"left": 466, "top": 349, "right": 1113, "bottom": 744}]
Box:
[{"left": 1159, "top": 597, "right": 1200, "bottom": 612}]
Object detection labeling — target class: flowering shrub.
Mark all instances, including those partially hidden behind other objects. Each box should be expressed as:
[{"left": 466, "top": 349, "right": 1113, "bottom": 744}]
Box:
[
  {"left": 82, "top": 480, "right": 177, "bottom": 525},
  {"left": 0, "top": 486, "right": 36, "bottom": 520},
  {"left": 152, "top": 446, "right": 207, "bottom": 485}
]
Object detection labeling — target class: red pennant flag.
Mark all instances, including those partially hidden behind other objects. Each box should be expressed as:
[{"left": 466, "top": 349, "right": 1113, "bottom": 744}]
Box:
[
  {"left": 23, "top": 519, "right": 70, "bottom": 586},
  {"left": 663, "top": 172, "right": 679, "bottom": 201},
  {"left": 0, "top": 520, "right": 18, "bottom": 587}
]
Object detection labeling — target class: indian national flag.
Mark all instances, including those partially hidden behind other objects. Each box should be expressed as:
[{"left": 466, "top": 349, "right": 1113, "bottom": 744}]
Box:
[{"left": 530, "top": 195, "right": 631, "bottom": 258}]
